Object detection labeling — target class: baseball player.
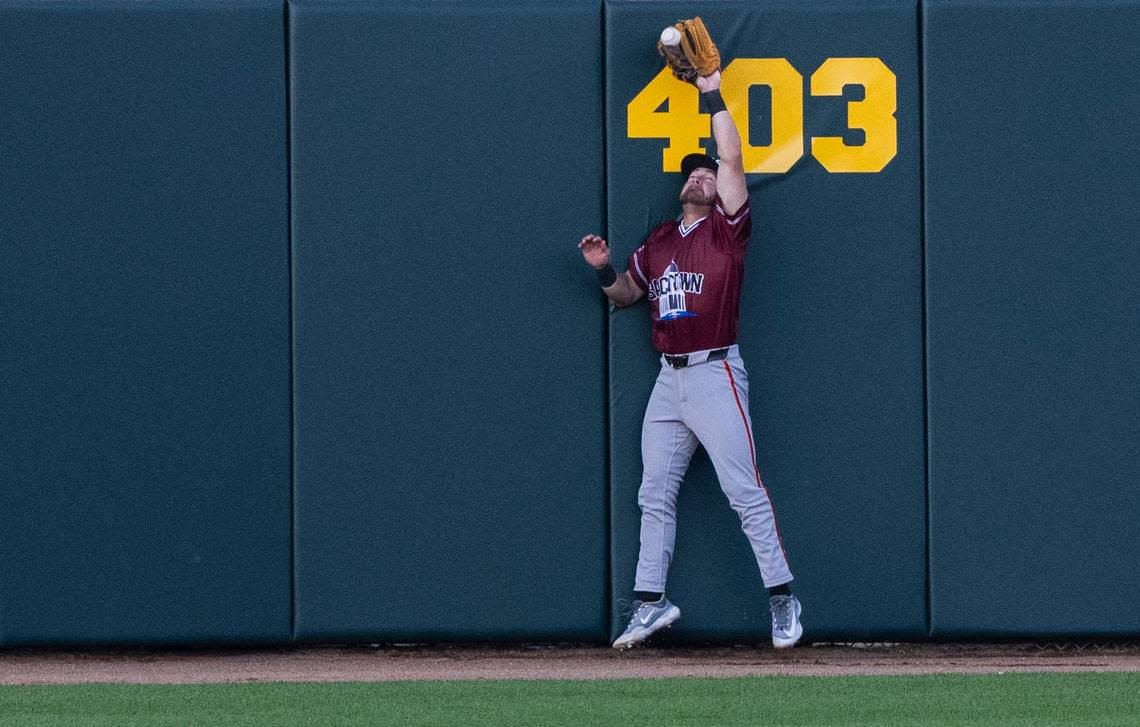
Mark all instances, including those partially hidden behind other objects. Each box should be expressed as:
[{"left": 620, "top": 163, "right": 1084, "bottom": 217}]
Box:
[{"left": 578, "top": 34, "right": 802, "bottom": 650}]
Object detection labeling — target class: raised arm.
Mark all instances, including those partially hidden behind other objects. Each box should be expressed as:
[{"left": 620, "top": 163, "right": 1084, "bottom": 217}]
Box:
[
  {"left": 578, "top": 234, "right": 645, "bottom": 307},
  {"left": 696, "top": 71, "right": 748, "bottom": 216}
]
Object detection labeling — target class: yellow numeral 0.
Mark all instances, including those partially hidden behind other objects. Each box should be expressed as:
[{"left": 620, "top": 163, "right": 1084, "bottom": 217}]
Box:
[{"left": 722, "top": 59, "right": 803, "bottom": 174}]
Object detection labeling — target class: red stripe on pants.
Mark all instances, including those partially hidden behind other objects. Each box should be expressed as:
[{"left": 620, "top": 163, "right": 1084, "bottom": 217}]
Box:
[{"left": 722, "top": 360, "right": 790, "bottom": 563}]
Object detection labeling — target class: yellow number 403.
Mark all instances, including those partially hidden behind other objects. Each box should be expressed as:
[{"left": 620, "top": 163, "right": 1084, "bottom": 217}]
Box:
[{"left": 627, "top": 57, "right": 897, "bottom": 174}]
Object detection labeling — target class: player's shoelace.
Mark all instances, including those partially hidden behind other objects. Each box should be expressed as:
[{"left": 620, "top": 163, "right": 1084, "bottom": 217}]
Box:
[
  {"left": 616, "top": 599, "right": 642, "bottom": 620},
  {"left": 771, "top": 596, "right": 795, "bottom": 632}
]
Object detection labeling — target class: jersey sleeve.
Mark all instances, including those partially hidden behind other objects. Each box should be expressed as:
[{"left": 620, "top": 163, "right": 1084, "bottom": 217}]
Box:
[
  {"left": 711, "top": 195, "right": 752, "bottom": 252},
  {"left": 627, "top": 244, "right": 649, "bottom": 291}
]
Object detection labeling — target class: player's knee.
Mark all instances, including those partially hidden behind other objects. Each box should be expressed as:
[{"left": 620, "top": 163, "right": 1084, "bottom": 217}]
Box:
[
  {"left": 637, "top": 477, "right": 672, "bottom": 509},
  {"left": 637, "top": 486, "right": 660, "bottom": 510},
  {"left": 721, "top": 484, "right": 770, "bottom": 513}
]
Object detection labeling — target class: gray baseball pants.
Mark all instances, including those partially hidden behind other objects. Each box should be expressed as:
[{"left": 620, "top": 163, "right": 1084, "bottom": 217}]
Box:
[{"left": 634, "top": 344, "right": 794, "bottom": 592}]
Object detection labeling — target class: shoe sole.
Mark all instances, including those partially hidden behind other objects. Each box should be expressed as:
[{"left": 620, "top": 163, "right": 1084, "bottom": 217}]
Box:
[
  {"left": 772, "top": 621, "right": 803, "bottom": 649},
  {"left": 612, "top": 605, "right": 681, "bottom": 650}
]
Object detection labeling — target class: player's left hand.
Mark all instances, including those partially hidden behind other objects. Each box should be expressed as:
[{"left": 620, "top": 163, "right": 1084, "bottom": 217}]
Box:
[{"left": 695, "top": 70, "right": 721, "bottom": 93}]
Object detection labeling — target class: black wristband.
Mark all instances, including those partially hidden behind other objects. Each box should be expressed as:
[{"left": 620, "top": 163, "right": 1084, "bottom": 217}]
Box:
[
  {"left": 594, "top": 262, "right": 617, "bottom": 288},
  {"left": 701, "top": 89, "right": 727, "bottom": 115}
]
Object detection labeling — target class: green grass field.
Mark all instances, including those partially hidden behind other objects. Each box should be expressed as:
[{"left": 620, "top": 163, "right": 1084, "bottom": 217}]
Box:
[{"left": 1, "top": 673, "right": 1138, "bottom": 726}]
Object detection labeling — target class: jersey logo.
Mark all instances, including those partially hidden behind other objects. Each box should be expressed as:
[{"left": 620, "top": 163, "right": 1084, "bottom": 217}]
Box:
[{"left": 649, "top": 261, "right": 703, "bottom": 320}]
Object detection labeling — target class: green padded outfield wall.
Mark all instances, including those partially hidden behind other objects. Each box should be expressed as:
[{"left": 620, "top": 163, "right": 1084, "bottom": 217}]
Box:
[
  {"left": 290, "top": 0, "right": 608, "bottom": 640},
  {"left": 606, "top": 0, "right": 925, "bottom": 641},
  {"left": 0, "top": 0, "right": 291, "bottom": 644},
  {"left": 924, "top": 0, "right": 1140, "bottom": 638},
  {"left": 7, "top": 0, "right": 1139, "bottom": 647}
]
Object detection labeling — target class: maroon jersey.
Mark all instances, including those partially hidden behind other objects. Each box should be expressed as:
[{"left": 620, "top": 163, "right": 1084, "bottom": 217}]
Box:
[{"left": 627, "top": 197, "right": 751, "bottom": 355}]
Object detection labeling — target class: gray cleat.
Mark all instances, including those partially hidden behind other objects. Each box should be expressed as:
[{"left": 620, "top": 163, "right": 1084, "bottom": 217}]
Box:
[
  {"left": 770, "top": 594, "right": 803, "bottom": 649},
  {"left": 612, "top": 598, "right": 681, "bottom": 650}
]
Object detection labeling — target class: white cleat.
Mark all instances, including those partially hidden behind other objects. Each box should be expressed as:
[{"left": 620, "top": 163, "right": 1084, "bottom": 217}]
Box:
[
  {"left": 770, "top": 594, "right": 803, "bottom": 649},
  {"left": 612, "top": 598, "right": 681, "bottom": 650}
]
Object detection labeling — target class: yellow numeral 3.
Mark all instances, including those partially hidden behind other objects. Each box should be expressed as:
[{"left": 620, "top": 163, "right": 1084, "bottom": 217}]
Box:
[{"left": 811, "top": 58, "right": 897, "bottom": 173}]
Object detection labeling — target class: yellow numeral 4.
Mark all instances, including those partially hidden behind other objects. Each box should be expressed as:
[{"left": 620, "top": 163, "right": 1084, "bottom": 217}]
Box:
[{"left": 626, "top": 69, "right": 709, "bottom": 172}]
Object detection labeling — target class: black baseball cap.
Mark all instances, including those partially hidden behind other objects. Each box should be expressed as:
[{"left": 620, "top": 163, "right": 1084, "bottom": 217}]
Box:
[{"left": 680, "top": 152, "right": 718, "bottom": 180}]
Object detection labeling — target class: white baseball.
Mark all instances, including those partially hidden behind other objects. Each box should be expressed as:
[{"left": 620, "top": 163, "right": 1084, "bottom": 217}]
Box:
[{"left": 660, "top": 26, "right": 681, "bottom": 46}]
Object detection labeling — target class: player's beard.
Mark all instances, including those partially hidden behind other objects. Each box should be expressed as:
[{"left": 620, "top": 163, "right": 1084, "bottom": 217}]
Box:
[{"left": 680, "top": 187, "right": 715, "bottom": 206}]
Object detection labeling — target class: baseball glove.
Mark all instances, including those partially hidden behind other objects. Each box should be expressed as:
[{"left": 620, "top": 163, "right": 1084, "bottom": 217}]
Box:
[{"left": 657, "top": 16, "right": 721, "bottom": 84}]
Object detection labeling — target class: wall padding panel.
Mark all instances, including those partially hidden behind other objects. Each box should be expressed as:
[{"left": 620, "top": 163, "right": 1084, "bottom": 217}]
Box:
[
  {"left": 0, "top": 0, "right": 291, "bottom": 645},
  {"left": 925, "top": 0, "right": 1140, "bottom": 638},
  {"left": 607, "top": 0, "right": 926, "bottom": 642},
  {"left": 290, "top": 0, "right": 608, "bottom": 640}
]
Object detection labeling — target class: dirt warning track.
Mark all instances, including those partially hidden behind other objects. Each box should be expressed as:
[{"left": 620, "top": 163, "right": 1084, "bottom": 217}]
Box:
[{"left": 2, "top": 643, "right": 1139, "bottom": 685}]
